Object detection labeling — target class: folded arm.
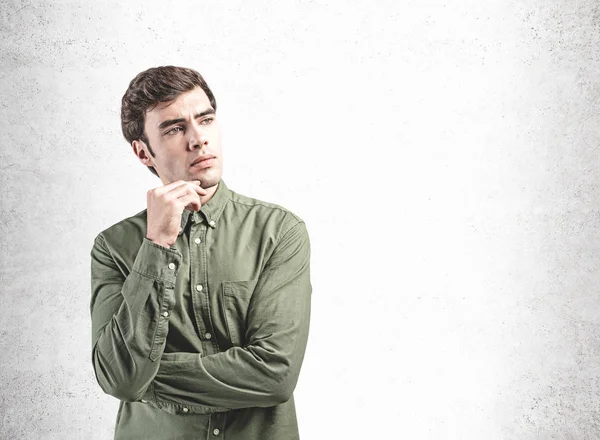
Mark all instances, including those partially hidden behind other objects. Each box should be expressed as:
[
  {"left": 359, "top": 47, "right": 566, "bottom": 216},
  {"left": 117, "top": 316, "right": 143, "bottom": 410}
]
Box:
[{"left": 150, "top": 221, "right": 312, "bottom": 410}]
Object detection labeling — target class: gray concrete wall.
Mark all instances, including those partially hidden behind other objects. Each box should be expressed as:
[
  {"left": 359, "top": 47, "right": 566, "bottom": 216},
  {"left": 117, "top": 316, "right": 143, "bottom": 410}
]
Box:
[{"left": 1, "top": 0, "right": 600, "bottom": 438}]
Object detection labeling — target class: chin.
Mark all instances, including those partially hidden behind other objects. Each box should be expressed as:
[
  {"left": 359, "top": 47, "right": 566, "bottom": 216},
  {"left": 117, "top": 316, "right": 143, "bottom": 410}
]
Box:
[{"left": 194, "top": 172, "right": 221, "bottom": 189}]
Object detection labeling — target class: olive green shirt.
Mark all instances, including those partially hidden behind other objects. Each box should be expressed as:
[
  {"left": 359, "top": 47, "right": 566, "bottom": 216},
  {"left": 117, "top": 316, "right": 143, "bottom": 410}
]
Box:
[{"left": 90, "top": 179, "right": 312, "bottom": 440}]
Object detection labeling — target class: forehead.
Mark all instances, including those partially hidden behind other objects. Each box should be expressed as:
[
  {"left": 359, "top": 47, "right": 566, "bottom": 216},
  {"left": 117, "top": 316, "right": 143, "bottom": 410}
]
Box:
[{"left": 145, "top": 87, "right": 212, "bottom": 129}]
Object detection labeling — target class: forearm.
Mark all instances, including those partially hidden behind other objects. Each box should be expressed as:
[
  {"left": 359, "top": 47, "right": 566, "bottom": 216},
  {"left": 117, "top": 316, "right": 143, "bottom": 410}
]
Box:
[
  {"left": 91, "top": 237, "right": 180, "bottom": 402},
  {"left": 151, "top": 221, "right": 312, "bottom": 410},
  {"left": 153, "top": 316, "right": 310, "bottom": 409}
]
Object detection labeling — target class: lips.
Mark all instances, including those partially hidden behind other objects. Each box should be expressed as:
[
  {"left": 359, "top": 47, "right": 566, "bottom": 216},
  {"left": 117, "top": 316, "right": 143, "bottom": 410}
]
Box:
[{"left": 190, "top": 156, "right": 216, "bottom": 168}]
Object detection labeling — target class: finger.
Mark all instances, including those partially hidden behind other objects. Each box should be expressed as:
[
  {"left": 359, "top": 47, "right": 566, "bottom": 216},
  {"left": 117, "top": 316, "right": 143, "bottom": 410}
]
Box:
[
  {"left": 193, "top": 184, "right": 209, "bottom": 196},
  {"left": 184, "top": 202, "right": 200, "bottom": 212},
  {"left": 152, "top": 180, "right": 189, "bottom": 196},
  {"left": 188, "top": 180, "right": 209, "bottom": 195},
  {"left": 168, "top": 180, "right": 208, "bottom": 197},
  {"left": 166, "top": 182, "right": 199, "bottom": 200},
  {"left": 178, "top": 192, "right": 202, "bottom": 211},
  {"left": 166, "top": 181, "right": 208, "bottom": 201}
]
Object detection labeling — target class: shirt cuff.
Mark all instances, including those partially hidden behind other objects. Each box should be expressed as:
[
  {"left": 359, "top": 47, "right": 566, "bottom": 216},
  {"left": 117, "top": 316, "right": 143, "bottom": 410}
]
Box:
[
  {"left": 131, "top": 238, "right": 182, "bottom": 283},
  {"left": 139, "top": 382, "right": 230, "bottom": 415}
]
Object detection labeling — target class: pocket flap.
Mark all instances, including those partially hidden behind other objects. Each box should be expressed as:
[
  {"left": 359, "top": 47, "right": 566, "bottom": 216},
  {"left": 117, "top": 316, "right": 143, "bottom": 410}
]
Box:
[{"left": 222, "top": 279, "right": 259, "bottom": 298}]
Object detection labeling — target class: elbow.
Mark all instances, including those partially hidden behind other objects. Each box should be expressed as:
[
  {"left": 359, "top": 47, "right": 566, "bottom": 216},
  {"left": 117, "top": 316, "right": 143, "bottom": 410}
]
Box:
[
  {"left": 269, "top": 384, "right": 294, "bottom": 405},
  {"left": 92, "top": 347, "right": 148, "bottom": 403},
  {"left": 248, "top": 345, "right": 303, "bottom": 406},
  {"left": 98, "top": 380, "right": 146, "bottom": 403},
  {"left": 262, "top": 369, "right": 298, "bottom": 406}
]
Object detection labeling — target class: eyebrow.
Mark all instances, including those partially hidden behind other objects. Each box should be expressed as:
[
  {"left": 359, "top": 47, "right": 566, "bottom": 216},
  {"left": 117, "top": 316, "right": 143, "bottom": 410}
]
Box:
[{"left": 157, "top": 108, "right": 215, "bottom": 130}]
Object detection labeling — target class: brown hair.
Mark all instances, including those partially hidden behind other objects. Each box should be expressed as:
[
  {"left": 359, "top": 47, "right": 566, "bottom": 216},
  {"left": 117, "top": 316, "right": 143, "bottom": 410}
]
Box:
[{"left": 121, "top": 66, "right": 217, "bottom": 177}]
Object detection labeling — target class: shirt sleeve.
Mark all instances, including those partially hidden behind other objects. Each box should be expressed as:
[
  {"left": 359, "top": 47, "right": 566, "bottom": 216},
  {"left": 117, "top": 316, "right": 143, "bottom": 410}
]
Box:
[
  {"left": 148, "top": 221, "right": 312, "bottom": 412},
  {"left": 90, "top": 235, "right": 182, "bottom": 402}
]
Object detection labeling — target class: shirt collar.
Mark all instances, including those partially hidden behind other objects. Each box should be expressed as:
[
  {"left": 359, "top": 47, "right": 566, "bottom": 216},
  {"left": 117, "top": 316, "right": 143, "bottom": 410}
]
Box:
[{"left": 179, "top": 179, "right": 231, "bottom": 235}]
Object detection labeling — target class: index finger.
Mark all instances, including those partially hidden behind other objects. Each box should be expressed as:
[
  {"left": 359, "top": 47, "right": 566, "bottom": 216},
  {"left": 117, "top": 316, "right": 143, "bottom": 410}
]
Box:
[{"left": 155, "top": 179, "right": 201, "bottom": 195}]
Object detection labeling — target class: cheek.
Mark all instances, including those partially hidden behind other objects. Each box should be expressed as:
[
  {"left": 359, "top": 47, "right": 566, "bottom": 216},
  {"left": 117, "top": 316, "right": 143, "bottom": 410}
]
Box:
[{"left": 157, "top": 154, "right": 180, "bottom": 171}]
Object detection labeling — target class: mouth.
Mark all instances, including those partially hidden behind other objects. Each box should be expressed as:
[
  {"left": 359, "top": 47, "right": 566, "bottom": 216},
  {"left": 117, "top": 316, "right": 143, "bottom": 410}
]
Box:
[{"left": 190, "top": 156, "right": 216, "bottom": 169}]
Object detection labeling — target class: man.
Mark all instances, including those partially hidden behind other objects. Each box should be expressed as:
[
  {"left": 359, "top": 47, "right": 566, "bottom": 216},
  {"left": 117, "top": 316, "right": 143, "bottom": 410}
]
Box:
[{"left": 90, "top": 66, "right": 312, "bottom": 439}]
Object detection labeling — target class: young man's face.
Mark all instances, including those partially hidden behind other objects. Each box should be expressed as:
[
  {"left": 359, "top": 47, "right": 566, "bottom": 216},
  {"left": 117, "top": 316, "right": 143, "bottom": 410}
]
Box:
[{"left": 134, "top": 87, "right": 223, "bottom": 188}]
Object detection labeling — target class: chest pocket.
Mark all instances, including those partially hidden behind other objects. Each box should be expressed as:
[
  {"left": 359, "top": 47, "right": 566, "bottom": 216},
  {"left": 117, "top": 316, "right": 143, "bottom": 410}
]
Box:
[{"left": 220, "top": 279, "right": 259, "bottom": 347}]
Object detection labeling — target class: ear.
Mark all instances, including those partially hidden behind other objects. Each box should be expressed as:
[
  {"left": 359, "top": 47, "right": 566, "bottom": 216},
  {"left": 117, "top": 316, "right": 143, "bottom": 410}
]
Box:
[{"left": 132, "top": 139, "right": 155, "bottom": 167}]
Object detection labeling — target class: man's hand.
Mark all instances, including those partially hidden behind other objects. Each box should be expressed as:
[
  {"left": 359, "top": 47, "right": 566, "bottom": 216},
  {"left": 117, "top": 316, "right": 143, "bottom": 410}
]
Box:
[{"left": 146, "top": 180, "right": 208, "bottom": 248}]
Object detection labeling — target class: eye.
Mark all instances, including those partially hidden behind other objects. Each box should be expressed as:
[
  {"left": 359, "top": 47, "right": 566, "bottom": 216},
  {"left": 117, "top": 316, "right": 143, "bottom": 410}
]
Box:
[
  {"left": 200, "top": 117, "right": 214, "bottom": 125},
  {"left": 165, "top": 126, "right": 183, "bottom": 135}
]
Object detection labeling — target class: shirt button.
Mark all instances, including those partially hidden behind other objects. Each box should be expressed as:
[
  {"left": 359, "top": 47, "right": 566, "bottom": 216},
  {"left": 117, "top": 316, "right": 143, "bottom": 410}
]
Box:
[
  {"left": 196, "top": 284, "right": 203, "bottom": 292},
  {"left": 168, "top": 263, "right": 176, "bottom": 270},
  {"left": 209, "top": 220, "right": 216, "bottom": 227},
  {"left": 194, "top": 237, "right": 201, "bottom": 244},
  {"left": 213, "top": 429, "right": 220, "bottom": 435},
  {"left": 182, "top": 407, "right": 189, "bottom": 413},
  {"left": 162, "top": 311, "right": 169, "bottom": 318},
  {"left": 204, "top": 332, "right": 212, "bottom": 340}
]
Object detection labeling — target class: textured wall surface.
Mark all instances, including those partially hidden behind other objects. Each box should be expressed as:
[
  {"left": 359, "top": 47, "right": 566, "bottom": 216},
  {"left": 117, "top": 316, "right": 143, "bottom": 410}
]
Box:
[{"left": 1, "top": 0, "right": 600, "bottom": 439}]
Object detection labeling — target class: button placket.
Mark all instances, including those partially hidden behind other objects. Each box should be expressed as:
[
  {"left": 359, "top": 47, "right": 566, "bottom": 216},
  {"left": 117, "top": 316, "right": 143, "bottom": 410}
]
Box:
[
  {"left": 188, "top": 224, "right": 212, "bottom": 352},
  {"left": 210, "top": 413, "right": 227, "bottom": 438},
  {"left": 189, "top": 221, "right": 220, "bottom": 355}
]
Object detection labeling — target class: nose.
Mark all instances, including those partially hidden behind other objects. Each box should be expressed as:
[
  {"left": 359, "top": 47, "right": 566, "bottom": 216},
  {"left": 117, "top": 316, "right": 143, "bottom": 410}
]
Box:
[{"left": 188, "top": 123, "right": 209, "bottom": 151}]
